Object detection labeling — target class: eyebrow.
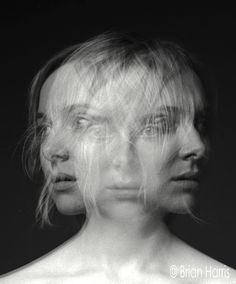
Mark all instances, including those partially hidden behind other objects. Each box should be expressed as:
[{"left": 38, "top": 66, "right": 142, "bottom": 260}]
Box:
[
  {"left": 141, "top": 106, "right": 180, "bottom": 120},
  {"left": 66, "top": 104, "right": 180, "bottom": 113},
  {"left": 157, "top": 106, "right": 180, "bottom": 113},
  {"left": 63, "top": 104, "right": 111, "bottom": 123},
  {"left": 65, "top": 103, "right": 92, "bottom": 114},
  {"left": 36, "top": 105, "right": 184, "bottom": 125}
]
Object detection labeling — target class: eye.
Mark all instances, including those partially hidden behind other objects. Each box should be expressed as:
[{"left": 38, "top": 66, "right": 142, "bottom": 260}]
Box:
[
  {"left": 36, "top": 122, "right": 51, "bottom": 139},
  {"left": 35, "top": 114, "right": 52, "bottom": 140},
  {"left": 88, "top": 124, "right": 110, "bottom": 140},
  {"left": 194, "top": 114, "right": 209, "bottom": 135},
  {"left": 73, "top": 116, "right": 91, "bottom": 131},
  {"left": 73, "top": 116, "right": 114, "bottom": 141},
  {"left": 140, "top": 117, "right": 176, "bottom": 137}
]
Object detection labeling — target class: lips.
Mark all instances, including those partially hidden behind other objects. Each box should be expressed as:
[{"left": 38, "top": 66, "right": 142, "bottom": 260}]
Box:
[
  {"left": 109, "top": 186, "right": 139, "bottom": 190},
  {"left": 171, "top": 172, "right": 200, "bottom": 192},
  {"left": 52, "top": 173, "right": 77, "bottom": 191},
  {"left": 108, "top": 181, "right": 140, "bottom": 190},
  {"left": 53, "top": 173, "right": 77, "bottom": 183},
  {"left": 172, "top": 172, "right": 200, "bottom": 182}
]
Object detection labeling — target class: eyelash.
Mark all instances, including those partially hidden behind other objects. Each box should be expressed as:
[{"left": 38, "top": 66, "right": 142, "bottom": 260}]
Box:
[
  {"left": 36, "top": 123, "right": 51, "bottom": 141},
  {"left": 140, "top": 118, "right": 177, "bottom": 137},
  {"left": 73, "top": 116, "right": 178, "bottom": 139},
  {"left": 194, "top": 116, "right": 208, "bottom": 134},
  {"left": 73, "top": 116, "right": 91, "bottom": 130},
  {"left": 73, "top": 116, "right": 111, "bottom": 139}
]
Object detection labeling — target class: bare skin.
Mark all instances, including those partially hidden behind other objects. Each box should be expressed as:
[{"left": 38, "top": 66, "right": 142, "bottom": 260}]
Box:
[
  {"left": 1, "top": 231, "right": 235, "bottom": 283},
  {"left": 2, "top": 66, "right": 235, "bottom": 283}
]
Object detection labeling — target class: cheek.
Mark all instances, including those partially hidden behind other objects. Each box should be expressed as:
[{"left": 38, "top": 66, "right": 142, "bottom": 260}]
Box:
[
  {"left": 39, "top": 145, "right": 50, "bottom": 176},
  {"left": 137, "top": 140, "right": 179, "bottom": 197},
  {"left": 137, "top": 141, "right": 173, "bottom": 178},
  {"left": 73, "top": 140, "right": 106, "bottom": 187},
  {"left": 137, "top": 142, "right": 195, "bottom": 213}
]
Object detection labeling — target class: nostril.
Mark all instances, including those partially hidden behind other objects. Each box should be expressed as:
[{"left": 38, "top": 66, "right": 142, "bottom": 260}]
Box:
[
  {"left": 180, "top": 142, "right": 205, "bottom": 161},
  {"left": 42, "top": 148, "right": 69, "bottom": 163},
  {"left": 51, "top": 152, "right": 69, "bottom": 162},
  {"left": 179, "top": 126, "right": 206, "bottom": 161}
]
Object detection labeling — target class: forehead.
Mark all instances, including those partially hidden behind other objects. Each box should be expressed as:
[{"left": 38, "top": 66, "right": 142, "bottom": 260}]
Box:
[
  {"left": 38, "top": 62, "right": 205, "bottom": 119},
  {"left": 38, "top": 63, "right": 81, "bottom": 114}
]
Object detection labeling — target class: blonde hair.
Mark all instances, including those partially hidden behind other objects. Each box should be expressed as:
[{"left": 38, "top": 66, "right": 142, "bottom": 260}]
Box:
[{"left": 24, "top": 32, "right": 209, "bottom": 226}]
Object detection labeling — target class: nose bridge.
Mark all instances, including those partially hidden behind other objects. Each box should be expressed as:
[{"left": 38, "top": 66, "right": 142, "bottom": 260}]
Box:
[
  {"left": 111, "top": 128, "right": 137, "bottom": 167},
  {"left": 42, "top": 129, "right": 69, "bottom": 163},
  {"left": 179, "top": 124, "right": 205, "bottom": 160}
]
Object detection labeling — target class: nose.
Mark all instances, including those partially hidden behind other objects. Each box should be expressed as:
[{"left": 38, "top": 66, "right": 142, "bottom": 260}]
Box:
[
  {"left": 179, "top": 125, "right": 206, "bottom": 161},
  {"left": 42, "top": 141, "right": 69, "bottom": 165},
  {"left": 111, "top": 132, "right": 138, "bottom": 169}
]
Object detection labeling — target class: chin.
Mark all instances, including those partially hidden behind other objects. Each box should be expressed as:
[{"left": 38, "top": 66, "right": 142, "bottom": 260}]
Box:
[
  {"left": 166, "top": 193, "right": 196, "bottom": 214},
  {"left": 54, "top": 195, "right": 85, "bottom": 215},
  {"left": 146, "top": 190, "right": 196, "bottom": 215}
]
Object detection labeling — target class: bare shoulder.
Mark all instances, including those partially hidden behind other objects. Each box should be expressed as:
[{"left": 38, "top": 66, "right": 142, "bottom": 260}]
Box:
[
  {"left": 0, "top": 253, "right": 61, "bottom": 283},
  {"left": 1, "top": 237, "right": 235, "bottom": 284},
  {"left": 0, "top": 241, "right": 86, "bottom": 283},
  {"left": 169, "top": 237, "right": 236, "bottom": 283}
]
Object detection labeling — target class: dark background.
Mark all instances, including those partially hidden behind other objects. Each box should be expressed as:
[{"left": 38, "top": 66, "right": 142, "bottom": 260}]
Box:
[{"left": 1, "top": 1, "right": 235, "bottom": 274}]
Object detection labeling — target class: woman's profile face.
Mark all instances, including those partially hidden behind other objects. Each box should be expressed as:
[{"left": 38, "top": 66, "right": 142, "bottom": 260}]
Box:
[{"left": 38, "top": 64, "right": 206, "bottom": 218}]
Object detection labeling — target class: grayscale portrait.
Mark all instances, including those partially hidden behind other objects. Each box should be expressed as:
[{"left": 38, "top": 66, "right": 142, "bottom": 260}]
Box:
[{"left": 1, "top": 3, "right": 235, "bottom": 283}]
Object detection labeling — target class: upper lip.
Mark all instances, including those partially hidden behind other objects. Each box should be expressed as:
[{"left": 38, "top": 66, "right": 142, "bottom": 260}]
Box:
[
  {"left": 108, "top": 182, "right": 140, "bottom": 190},
  {"left": 172, "top": 172, "right": 200, "bottom": 181},
  {"left": 52, "top": 173, "right": 77, "bottom": 183}
]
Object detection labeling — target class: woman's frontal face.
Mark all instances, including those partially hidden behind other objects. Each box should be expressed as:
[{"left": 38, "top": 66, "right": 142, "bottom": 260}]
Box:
[{"left": 38, "top": 66, "right": 207, "bottom": 216}]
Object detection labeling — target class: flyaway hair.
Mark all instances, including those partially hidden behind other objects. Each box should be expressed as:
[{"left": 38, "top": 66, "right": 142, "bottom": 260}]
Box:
[{"left": 24, "top": 32, "right": 209, "bottom": 226}]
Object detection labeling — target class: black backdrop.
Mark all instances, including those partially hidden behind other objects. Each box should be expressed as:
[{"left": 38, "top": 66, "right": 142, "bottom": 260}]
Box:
[{"left": 1, "top": 1, "right": 236, "bottom": 274}]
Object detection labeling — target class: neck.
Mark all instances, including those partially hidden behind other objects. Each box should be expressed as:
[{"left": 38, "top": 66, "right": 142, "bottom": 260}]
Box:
[{"left": 77, "top": 208, "right": 173, "bottom": 269}]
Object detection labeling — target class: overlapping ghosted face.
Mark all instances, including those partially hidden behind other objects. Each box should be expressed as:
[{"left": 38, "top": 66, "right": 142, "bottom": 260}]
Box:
[{"left": 38, "top": 62, "right": 207, "bottom": 218}]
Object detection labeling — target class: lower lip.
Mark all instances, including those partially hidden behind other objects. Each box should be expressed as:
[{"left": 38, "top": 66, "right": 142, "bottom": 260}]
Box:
[
  {"left": 108, "top": 188, "right": 140, "bottom": 198},
  {"left": 53, "top": 181, "right": 77, "bottom": 192}
]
